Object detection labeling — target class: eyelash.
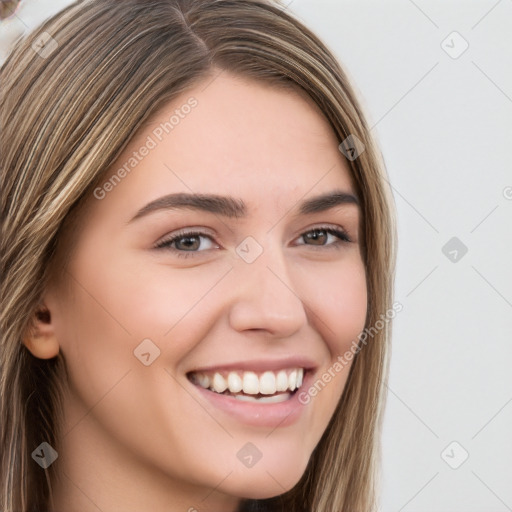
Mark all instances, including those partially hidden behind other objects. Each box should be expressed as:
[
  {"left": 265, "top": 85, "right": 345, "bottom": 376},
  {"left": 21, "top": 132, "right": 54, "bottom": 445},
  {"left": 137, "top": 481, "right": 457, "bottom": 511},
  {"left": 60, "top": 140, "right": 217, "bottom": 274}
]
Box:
[{"left": 154, "top": 225, "right": 352, "bottom": 259}]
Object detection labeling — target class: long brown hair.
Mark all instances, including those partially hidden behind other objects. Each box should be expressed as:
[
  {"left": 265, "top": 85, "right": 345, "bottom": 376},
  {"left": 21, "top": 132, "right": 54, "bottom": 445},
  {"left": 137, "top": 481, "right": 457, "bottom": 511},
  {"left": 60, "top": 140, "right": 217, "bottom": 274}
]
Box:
[{"left": 0, "top": 1, "right": 396, "bottom": 510}]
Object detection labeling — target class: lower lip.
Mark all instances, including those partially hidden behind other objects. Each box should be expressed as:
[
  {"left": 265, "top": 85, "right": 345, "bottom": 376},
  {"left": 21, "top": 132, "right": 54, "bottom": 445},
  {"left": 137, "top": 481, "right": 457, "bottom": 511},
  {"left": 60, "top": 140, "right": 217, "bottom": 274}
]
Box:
[{"left": 191, "top": 372, "right": 313, "bottom": 428}]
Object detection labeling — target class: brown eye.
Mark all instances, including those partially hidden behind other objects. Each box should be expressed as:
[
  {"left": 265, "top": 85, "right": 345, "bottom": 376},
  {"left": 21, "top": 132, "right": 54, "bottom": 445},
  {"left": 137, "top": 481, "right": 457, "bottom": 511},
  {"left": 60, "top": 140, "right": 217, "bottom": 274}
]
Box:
[
  {"left": 299, "top": 227, "right": 351, "bottom": 247},
  {"left": 174, "top": 234, "right": 201, "bottom": 251},
  {"left": 303, "top": 229, "right": 328, "bottom": 245},
  {"left": 155, "top": 230, "right": 219, "bottom": 259}
]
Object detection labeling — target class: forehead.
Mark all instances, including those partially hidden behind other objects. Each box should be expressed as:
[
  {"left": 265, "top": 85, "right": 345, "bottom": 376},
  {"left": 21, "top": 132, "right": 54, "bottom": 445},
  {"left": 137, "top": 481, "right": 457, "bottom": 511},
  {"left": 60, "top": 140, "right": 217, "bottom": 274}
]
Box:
[{"left": 93, "top": 71, "right": 356, "bottom": 220}]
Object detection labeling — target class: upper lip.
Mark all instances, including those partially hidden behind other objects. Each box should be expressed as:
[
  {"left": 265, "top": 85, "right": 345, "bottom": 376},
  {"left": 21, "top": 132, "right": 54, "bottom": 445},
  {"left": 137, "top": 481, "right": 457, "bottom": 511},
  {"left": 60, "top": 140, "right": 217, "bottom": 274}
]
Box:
[{"left": 187, "top": 356, "right": 318, "bottom": 375}]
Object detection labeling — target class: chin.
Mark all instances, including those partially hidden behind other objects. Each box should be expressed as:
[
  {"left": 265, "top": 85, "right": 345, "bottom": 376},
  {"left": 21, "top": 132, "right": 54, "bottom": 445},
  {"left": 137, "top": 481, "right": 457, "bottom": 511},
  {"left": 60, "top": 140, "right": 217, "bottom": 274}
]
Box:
[{"left": 223, "top": 456, "right": 310, "bottom": 500}]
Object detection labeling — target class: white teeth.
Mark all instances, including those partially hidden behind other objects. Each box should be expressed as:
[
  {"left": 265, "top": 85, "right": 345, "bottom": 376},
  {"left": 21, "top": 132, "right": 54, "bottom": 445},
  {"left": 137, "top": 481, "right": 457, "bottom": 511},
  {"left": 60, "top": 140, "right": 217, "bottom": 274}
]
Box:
[
  {"left": 212, "top": 373, "right": 227, "bottom": 393},
  {"left": 259, "top": 371, "right": 276, "bottom": 395},
  {"left": 257, "top": 393, "right": 291, "bottom": 403},
  {"left": 296, "top": 368, "right": 303, "bottom": 388},
  {"left": 227, "top": 372, "right": 243, "bottom": 393},
  {"left": 276, "top": 370, "right": 289, "bottom": 392},
  {"left": 289, "top": 369, "right": 297, "bottom": 391},
  {"left": 242, "top": 371, "right": 259, "bottom": 394},
  {"left": 234, "top": 392, "right": 291, "bottom": 403},
  {"left": 191, "top": 367, "right": 306, "bottom": 396},
  {"left": 197, "top": 373, "right": 211, "bottom": 389},
  {"left": 233, "top": 393, "right": 260, "bottom": 402}
]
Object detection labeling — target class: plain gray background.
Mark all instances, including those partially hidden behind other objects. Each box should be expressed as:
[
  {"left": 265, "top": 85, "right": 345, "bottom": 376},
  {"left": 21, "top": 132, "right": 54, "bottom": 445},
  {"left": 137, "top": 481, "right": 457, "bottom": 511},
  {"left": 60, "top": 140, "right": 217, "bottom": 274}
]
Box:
[{"left": 1, "top": 1, "right": 511, "bottom": 510}]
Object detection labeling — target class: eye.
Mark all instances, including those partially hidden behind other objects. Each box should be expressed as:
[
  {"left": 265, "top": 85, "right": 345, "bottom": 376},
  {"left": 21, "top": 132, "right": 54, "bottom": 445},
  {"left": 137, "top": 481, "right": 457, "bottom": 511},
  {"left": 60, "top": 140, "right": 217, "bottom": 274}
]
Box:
[
  {"left": 154, "top": 225, "right": 352, "bottom": 259},
  {"left": 295, "top": 226, "right": 352, "bottom": 248},
  {"left": 154, "top": 229, "right": 218, "bottom": 258}
]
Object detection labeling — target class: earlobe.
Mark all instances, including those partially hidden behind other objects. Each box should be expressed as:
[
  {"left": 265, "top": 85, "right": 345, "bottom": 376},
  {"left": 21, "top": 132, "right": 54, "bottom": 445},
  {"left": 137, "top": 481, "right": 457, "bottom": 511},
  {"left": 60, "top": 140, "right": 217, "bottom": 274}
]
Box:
[{"left": 22, "top": 306, "right": 60, "bottom": 359}]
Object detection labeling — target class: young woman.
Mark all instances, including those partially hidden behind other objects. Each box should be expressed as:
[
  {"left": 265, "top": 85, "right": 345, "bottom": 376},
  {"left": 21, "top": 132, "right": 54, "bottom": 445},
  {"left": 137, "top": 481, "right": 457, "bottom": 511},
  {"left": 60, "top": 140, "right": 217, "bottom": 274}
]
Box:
[{"left": 0, "top": 0, "right": 396, "bottom": 510}]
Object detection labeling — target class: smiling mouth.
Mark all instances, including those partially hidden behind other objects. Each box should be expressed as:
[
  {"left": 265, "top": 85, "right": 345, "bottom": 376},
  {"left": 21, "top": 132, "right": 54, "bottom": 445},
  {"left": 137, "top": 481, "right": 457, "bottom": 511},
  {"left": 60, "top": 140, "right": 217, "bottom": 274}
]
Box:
[{"left": 188, "top": 368, "right": 305, "bottom": 404}]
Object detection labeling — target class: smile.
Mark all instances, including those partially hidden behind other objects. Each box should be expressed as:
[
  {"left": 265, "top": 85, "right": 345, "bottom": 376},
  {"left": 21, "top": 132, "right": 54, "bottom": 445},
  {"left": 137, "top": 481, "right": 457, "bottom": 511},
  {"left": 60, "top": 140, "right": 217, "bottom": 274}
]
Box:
[{"left": 189, "top": 368, "right": 305, "bottom": 404}]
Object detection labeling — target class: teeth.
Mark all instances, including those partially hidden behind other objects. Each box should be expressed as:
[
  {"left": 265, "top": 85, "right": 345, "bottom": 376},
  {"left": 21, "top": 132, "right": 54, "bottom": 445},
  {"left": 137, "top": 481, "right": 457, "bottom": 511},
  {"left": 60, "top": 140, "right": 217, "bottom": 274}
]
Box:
[
  {"left": 234, "top": 392, "right": 291, "bottom": 403},
  {"left": 242, "top": 371, "right": 259, "bottom": 394},
  {"left": 191, "top": 367, "right": 305, "bottom": 396},
  {"left": 227, "top": 372, "right": 243, "bottom": 393},
  {"left": 197, "top": 373, "right": 211, "bottom": 389},
  {"left": 259, "top": 371, "right": 276, "bottom": 395},
  {"left": 296, "top": 368, "right": 303, "bottom": 388},
  {"left": 289, "top": 370, "right": 297, "bottom": 391},
  {"left": 276, "top": 370, "right": 289, "bottom": 392},
  {"left": 212, "top": 372, "right": 228, "bottom": 393}
]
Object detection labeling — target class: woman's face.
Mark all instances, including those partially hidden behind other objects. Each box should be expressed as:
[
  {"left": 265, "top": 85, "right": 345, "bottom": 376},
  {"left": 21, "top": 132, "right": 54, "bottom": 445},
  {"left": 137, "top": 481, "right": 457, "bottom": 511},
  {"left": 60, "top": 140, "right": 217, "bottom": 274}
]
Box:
[{"left": 45, "top": 71, "right": 367, "bottom": 510}]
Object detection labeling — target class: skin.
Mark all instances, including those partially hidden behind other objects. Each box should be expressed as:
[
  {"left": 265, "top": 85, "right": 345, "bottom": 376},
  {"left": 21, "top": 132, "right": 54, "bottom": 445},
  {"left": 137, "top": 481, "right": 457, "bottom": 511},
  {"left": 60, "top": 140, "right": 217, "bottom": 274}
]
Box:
[{"left": 25, "top": 70, "right": 367, "bottom": 512}]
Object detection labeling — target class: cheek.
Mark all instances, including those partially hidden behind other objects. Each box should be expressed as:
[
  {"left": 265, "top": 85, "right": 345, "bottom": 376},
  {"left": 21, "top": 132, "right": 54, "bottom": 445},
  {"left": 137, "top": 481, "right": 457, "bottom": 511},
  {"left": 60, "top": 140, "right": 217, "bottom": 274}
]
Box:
[
  {"left": 53, "top": 272, "right": 138, "bottom": 425},
  {"left": 53, "top": 260, "right": 230, "bottom": 480},
  {"left": 328, "top": 268, "right": 367, "bottom": 354},
  {"left": 63, "top": 242, "right": 231, "bottom": 348},
  {"left": 299, "top": 256, "right": 368, "bottom": 354},
  {"left": 295, "top": 257, "right": 367, "bottom": 423},
  {"left": 114, "top": 259, "right": 234, "bottom": 360}
]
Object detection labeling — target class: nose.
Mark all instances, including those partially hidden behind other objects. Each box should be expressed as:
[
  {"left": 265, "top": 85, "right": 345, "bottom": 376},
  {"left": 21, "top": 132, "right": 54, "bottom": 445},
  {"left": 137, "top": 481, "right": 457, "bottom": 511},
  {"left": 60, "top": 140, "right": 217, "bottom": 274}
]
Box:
[{"left": 227, "top": 240, "right": 308, "bottom": 337}]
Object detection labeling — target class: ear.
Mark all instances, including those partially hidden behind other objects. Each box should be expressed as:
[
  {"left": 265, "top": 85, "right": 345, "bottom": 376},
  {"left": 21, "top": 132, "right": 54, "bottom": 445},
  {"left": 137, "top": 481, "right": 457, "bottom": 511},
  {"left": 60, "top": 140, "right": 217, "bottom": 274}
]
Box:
[{"left": 22, "top": 304, "right": 60, "bottom": 359}]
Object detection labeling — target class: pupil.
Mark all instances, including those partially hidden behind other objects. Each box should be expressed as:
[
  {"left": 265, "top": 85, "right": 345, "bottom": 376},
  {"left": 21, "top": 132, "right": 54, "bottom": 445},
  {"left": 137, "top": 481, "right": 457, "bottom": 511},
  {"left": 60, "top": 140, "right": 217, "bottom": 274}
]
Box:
[
  {"left": 306, "top": 229, "right": 326, "bottom": 245},
  {"left": 178, "top": 236, "right": 199, "bottom": 250}
]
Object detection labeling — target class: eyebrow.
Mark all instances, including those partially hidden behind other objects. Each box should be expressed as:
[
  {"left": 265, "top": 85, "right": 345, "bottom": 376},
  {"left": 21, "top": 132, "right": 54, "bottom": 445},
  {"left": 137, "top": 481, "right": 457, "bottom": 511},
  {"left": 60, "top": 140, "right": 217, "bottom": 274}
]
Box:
[{"left": 129, "top": 189, "right": 359, "bottom": 223}]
